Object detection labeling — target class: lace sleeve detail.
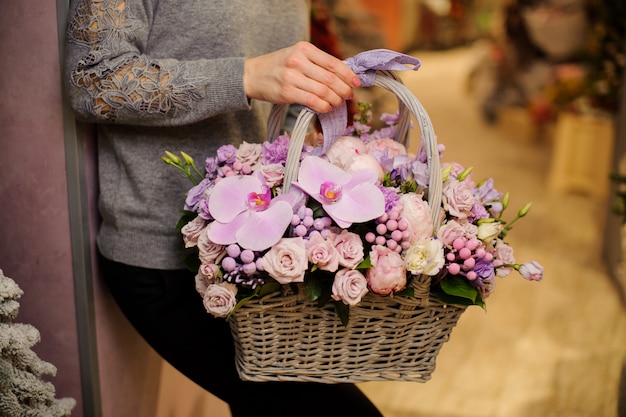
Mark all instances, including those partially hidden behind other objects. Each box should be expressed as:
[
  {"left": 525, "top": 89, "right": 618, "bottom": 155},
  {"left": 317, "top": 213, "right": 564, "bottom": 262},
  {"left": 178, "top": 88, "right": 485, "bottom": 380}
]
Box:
[{"left": 66, "top": 0, "right": 203, "bottom": 120}]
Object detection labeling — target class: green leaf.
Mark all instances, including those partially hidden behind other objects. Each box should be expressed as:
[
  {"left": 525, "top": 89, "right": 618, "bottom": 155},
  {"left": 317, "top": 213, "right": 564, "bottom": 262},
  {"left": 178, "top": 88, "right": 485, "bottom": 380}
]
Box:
[
  {"left": 258, "top": 280, "right": 281, "bottom": 297},
  {"left": 176, "top": 211, "right": 198, "bottom": 231},
  {"left": 357, "top": 256, "right": 373, "bottom": 270},
  {"left": 334, "top": 301, "right": 350, "bottom": 327},
  {"left": 396, "top": 286, "right": 415, "bottom": 298},
  {"left": 440, "top": 275, "right": 480, "bottom": 302},
  {"left": 306, "top": 275, "right": 323, "bottom": 301},
  {"left": 432, "top": 283, "right": 485, "bottom": 309}
]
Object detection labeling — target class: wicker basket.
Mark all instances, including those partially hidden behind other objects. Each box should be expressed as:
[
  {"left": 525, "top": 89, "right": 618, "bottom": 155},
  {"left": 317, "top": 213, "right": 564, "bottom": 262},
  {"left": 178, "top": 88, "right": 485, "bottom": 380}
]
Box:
[{"left": 229, "top": 70, "right": 466, "bottom": 383}]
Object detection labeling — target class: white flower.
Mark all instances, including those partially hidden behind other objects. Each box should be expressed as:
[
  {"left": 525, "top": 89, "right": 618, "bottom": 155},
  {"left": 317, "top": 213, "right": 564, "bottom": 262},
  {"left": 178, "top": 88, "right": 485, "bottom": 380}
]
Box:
[
  {"left": 477, "top": 221, "right": 503, "bottom": 243},
  {"left": 404, "top": 239, "right": 445, "bottom": 276}
]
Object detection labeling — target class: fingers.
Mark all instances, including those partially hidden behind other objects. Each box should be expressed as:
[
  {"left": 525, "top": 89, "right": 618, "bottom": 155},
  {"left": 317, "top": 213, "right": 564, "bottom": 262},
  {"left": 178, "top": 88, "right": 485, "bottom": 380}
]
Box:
[{"left": 244, "top": 42, "right": 361, "bottom": 113}]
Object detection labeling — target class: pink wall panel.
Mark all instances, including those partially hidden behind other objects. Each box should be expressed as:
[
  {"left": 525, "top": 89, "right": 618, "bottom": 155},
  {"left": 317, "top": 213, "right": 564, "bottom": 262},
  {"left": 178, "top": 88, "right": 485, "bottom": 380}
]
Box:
[
  {"left": 0, "top": 0, "right": 83, "bottom": 410},
  {"left": 0, "top": 1, "right": 162, "bottom": 416}
]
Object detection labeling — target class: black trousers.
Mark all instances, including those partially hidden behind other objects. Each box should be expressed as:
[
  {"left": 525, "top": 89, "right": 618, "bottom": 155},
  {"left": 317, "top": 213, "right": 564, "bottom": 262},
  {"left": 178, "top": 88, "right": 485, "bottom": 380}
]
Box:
[{"left": 99, "top": 254, "right": 385, "bottom": 417}]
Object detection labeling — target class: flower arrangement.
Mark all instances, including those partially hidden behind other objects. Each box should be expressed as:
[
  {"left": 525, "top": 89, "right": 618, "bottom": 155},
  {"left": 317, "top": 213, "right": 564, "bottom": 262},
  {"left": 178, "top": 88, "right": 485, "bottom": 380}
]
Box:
[{"left": 164, "top": 102, "right": 543, "bottom": 325}]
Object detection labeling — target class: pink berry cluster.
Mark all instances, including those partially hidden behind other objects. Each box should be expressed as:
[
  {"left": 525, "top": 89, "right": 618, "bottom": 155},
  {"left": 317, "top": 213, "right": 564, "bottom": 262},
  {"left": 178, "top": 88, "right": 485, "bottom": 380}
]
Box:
[
  {"left": 290, "top": 206, "right": 333, "bottom": 238},
  {"left": 221, "top": 243, "right": 265, "bottom": 288},
  {"left": 364, "top": 204, "right": 411, "bottom": 253},
  {"left": 218, "top": 161, "right": 253, "bottom": 178},
  {"left": 445, "top": 237, "right": 495, "bottom": 281}
]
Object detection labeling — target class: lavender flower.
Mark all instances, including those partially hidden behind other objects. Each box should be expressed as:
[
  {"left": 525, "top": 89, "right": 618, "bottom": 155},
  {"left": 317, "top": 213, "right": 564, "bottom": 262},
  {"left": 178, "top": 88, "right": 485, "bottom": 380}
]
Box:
[
  {"left": 184, "top": 178, "right": 212, "bottom": 211},
  {"left": 205, "top": 156, "right": 219, "bottom": 179},
  {"left": 216, "top": 144, "right": 237, "bottom": 164},
  {"left": 377, "top": 184, "right": 400, "bottom": 212},
  {"left": 262, "top": 135, "right": 290, "bottom": 165}
]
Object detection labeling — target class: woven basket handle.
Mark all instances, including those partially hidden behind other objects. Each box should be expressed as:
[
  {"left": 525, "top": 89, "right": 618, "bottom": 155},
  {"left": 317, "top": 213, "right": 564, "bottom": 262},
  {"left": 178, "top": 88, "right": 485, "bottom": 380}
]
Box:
[
  {"left": 266, "top": 70, "right": 411, "bottom": 148},
  {"left": 271, "top": 71, "right": 442, "bottom": 229}
]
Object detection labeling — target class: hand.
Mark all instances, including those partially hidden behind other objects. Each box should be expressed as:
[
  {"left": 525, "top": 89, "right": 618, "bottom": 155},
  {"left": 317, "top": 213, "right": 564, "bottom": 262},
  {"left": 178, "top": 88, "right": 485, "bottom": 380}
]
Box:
[{"left": 244, "top": 41, "right": 361, "bottom": 113}]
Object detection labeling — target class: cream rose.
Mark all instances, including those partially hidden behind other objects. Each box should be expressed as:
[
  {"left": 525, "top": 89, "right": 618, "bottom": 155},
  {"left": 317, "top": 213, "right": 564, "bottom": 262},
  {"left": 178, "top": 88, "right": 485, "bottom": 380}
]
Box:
[
  {"left": 306, "top": 231, "right": 340, "bottom": 272},
  {"left": 261, "top": 237, "right": 308, "bottom": 284},
  {"left": 235, "top": 141, "right": 262, "bottom": 168},
  {"left": 333, "top": 230, "right": 365, "bottom": 269},
  {"left": 195, "top": 263, "right": 221, "bottom": 295},
  {"left": 257, "top": 163, "right": 285, "bottom": 188},
  {"left": 324, "top": 136, "right": 367, "bottom": 170},
  {"left": 366, "top": 245, "right": 407, "bottom": 296},
  {"left": 404, "top": 239, "right": 445, "bottom": 276},
  {"left": 347, "top": 154, "right": 385, "bottom": 181},
  {"left": 197, "top": 229, "right": 226, "bottom": 264},
  {"left": 202, "top": 282, "right": 238, "bottom": 318},
  {"left": 181, "top": 216, "right": 208, "bottom": 248},
  {"left": 331, "top": 268, "right": 369, "bottom": 306},
  {"left": 398, "top": 194, "right": 434, "bottom": 244}
]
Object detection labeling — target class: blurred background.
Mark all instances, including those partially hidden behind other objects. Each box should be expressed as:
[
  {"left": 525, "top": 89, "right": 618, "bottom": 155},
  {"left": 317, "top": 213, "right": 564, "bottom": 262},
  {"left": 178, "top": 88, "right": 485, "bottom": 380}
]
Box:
[{"left": 1, "top": 0, "right": 625, "bottom": 416}]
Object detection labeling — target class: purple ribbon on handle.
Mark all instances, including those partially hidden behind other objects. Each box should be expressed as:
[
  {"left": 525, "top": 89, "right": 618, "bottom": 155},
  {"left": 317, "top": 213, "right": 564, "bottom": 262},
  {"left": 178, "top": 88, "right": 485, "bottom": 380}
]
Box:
[{"left": 314, "top": 49, "right": 421, "bottom": 155}]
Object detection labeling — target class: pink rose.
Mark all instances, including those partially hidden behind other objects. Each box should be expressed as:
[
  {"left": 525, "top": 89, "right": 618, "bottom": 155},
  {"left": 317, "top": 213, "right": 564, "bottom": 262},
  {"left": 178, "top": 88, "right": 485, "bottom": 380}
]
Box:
[
  {"left": 324, "top": 136, "right": 367, "bottom": 170},
  {"left": 366, "top": 245, "right": 407, "bottom": 296},
  {"left": 257, "top": 163, "right": 285, "bottom": 188},
  {"left": 437, "top": 220, "right": 467, "bottom": 246},
  {"left": 261, "top": 237, "right": 308, "bottom": 284},
  {"left": 331, "top": 268, "right": 368, "bottom": 306},
  {"left": 197, "top": 229, "right": 226, "bottom": 264},
  {"left": 442, "top": 179, "right": 475, "bottom": 220},
  {"left": 235, "top": 141, "right": 262, "bottom": 168},
  {"left": 398, "top": 194, "right": 434, "bottom": 244},
  {"left": 202, "top": 282, "right": 238, "bottom": 318},
  {"left": 194, "top": 263, "right": 221, "bottom": 295},
  {"left": 333, "top": 230, "right": 364, "bottom": 269},
  {"left": 366, "top": 138, "right": 407, "bottom": 158},
  {"left": 181, "top": 216, "right": 208, "bottom": 248},
  {"left": 306, "top": 231, "right": 340, "bottom": 272}
]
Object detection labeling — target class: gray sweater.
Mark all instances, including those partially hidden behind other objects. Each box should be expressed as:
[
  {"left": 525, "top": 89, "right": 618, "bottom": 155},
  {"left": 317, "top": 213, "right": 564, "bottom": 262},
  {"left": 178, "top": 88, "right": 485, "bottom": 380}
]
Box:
[{"left": 64, "top": 0, "right": 310, "bottom": 269}]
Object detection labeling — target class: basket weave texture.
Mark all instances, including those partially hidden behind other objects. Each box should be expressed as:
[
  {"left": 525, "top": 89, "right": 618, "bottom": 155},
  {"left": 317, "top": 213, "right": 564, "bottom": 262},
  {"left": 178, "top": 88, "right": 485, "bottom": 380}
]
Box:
[
  {"left": 229, "top": 68, "right": 466, "bottom": 384},
  {"left": 230, "top": 289, "right": 465, "bottom": 383}
]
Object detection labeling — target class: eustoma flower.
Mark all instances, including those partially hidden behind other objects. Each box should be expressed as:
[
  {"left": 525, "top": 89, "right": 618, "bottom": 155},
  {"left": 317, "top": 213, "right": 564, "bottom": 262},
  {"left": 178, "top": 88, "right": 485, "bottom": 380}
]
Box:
[
  {"left": 293, "top": 156, "right": 385, "bottom": 228},
  {"left": 206, "top": 173, "right": 293, "bottom": 251}
]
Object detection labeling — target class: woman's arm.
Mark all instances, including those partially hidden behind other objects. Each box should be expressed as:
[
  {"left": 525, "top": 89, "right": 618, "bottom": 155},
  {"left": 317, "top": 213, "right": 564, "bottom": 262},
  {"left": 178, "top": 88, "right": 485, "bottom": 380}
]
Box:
[{"left": 63, "top": 0, "right": 359, "bottom": 127}]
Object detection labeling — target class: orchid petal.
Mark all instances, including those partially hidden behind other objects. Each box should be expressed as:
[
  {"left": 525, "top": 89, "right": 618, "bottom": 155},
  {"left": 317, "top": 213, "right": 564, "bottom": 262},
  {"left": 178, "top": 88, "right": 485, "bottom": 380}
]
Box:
[
  {"left": 273, "top": 188, "right": 306, "bottom": 212},
  {"left": 324, "top": 182, "right": 385, "bottom": 226},
  {"left": 236, "top": 201, "right": 293, "bottom": 251},
  {"left": 295, "top": 156, "right": 351, "bottom": 196},
  {"left": 209, "top": 175, "right": 262, "bottom": 222},
  {"left": 206, "top": 212, "right": 249, "bottom": 245}
]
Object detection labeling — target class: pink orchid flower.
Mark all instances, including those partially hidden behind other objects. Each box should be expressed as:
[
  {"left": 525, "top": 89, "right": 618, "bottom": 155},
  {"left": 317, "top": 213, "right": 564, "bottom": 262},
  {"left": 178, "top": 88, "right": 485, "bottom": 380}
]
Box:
[
  {"left": 293, "top": 156, "right": 385, "bottom": 228},
  {"left": 206, "top": 174, "right": 293, "bottom": 251}
]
